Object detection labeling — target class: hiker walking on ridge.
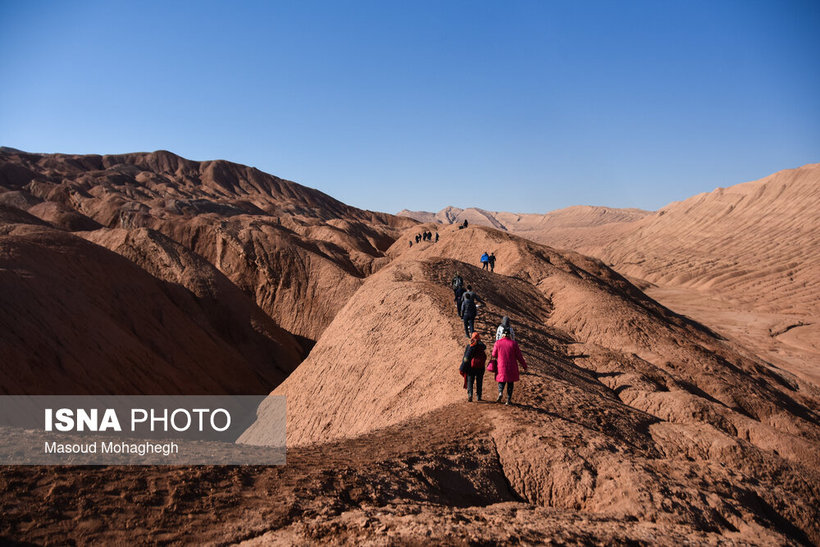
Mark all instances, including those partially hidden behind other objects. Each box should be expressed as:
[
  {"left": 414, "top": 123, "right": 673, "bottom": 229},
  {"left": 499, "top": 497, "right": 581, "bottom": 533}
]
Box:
[
  {"left": 480, "top": 252, "right": 490, "bottom": 270},
  {"left": 460, "top": 285, "right": 484, "bottom": 337},
  {"left": 452, "top": 273, "right": 464, "bottom": 291},
  {"left": 489, "top": 252, "right": 496, "bottom": 272},
  {"left": 492, "top": 328, "right": 527, "bottom": 405},
  {"left": 454, "top": 284, "right": 466, "bottom": 315},
  {"left": 463, "top": 285, "right": 484, "bottom": 306},
  {"left": 460, "top": 332, "right": 487, "bottom": 402},
  {"left": 495, "top": 316, "right": 515, "bottom": 341},
  {"left": 452, "top": 273, "right": 465, "bottom": 314},
  {"left": 460, "top": 293, "right": 478, "bottom": 337}
]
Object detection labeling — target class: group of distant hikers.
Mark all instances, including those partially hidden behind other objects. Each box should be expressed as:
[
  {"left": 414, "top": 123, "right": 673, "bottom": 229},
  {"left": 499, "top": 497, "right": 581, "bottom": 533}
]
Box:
[
  {"left": 410, "top": 230, "right": 438, "bottom": 246},
  {"left": 451, "top": 272, "right": 527, "bottom": 406}
]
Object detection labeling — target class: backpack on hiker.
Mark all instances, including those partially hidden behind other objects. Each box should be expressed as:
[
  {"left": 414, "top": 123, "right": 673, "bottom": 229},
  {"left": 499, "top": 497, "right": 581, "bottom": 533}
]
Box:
[
  {"left": 471, "top": 346, "right": 486, "bottom": 369},
  {"left": 460, "top": 340, "right": 486, "bottom": 374}
]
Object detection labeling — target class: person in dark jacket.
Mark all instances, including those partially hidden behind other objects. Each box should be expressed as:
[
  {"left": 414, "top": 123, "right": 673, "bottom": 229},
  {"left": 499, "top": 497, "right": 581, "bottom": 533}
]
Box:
[
  {"left": 463, "top": 285, "right": 484, "bottom": 306},
  {"left": 452, "top": 273, "right": 464, "bottom": 291},
  {"left": 488, "top": 252, "right": 496, "bottom": 272},
  {"left": 454, "top": 285, "right": 466, "bottom": 315},
  {"left": 460, "top": 292, "right": 478, "bottom": 337},
  {"left": 452, "top": 273, "right": 466, "bottom": 314},
  {"left": 462, "top": 285, "right": 485, "bottom": 328},
  {"left": 460, "top": 332, "right": 487, "bottom": 401}
]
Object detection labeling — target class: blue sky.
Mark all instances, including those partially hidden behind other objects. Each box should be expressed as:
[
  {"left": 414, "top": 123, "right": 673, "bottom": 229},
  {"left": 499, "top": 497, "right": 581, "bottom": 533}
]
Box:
[{"left": 1, "top": 1, "right": 818, "bottom": 214}]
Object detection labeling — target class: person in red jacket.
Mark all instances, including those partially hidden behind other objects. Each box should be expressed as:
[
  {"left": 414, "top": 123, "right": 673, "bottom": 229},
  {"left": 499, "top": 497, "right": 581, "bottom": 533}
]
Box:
[{"left": 491, "top": 328, "right": 527, "bottom": 405}]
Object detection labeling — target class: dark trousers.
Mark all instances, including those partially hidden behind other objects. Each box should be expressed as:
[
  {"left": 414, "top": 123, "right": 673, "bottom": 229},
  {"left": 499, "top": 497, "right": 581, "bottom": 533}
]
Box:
[
  {"left": 463, "top": 317, "right": 475, "bottom": 337},
  {"left": 467, "top": 372, "right": 483, "bottom": 399},
  {"left": 497, "top": 382, "right": 514, "bottom": 400},
  {"left": 482, "top": 262, "right": 488, "bottom": 270}
]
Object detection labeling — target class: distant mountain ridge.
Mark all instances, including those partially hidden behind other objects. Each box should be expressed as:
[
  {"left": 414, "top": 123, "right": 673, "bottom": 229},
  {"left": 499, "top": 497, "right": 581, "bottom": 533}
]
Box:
[
  {"left": 0, "top": 148, "right": 416, "bottom": 395},
  {"left": 0, "top": 148, "right": 406, "bottom": 226},
  {"left": 400, "top": 164, "right": 820, "bottom": 317},
  {"left": 398, "top": 204, "right": 651, "bottom": 235}
]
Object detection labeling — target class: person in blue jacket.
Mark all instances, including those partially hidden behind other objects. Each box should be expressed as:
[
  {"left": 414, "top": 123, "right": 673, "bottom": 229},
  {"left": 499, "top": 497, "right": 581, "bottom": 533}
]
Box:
[{"left": 480, "top": 251, "right": 490, "bottom": 270}]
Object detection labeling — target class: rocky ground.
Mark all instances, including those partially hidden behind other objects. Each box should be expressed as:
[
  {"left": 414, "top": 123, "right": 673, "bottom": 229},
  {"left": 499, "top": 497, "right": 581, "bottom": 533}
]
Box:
[{"left": 0, "top": 149, "right": 818, "bottom": 544}]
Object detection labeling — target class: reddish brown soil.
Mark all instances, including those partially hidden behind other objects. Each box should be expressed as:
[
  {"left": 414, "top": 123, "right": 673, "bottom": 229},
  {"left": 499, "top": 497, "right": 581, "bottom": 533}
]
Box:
[
  {"left": 244, "top": 226, "right": 820, "bottom": 543},
  {"left": 0, "top": 213, "right": 303, "bottom": 395},
  {"left": 400, "top": 164, "right": 820, "bottom": 394},
  {"left": 2, "top": 405, "right": 813, "bottom": 545},
  {"left": 0, "top": 148, "right": 414, "bottom": 342},
  {"left": 0, "top": 149, "right": 818, "bottom": 544}
]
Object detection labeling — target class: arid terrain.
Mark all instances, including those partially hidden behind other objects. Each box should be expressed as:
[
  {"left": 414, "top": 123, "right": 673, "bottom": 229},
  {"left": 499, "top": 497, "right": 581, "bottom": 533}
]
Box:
[
  {"left": 1, "top": 149, "right": 818, "bottom": 544},
  {"left": 401, "top": 164, "right": 820, "bottom": 397}
]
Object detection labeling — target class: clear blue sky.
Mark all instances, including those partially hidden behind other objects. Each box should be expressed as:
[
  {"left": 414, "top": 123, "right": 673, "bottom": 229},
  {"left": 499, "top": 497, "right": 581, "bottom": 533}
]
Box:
[{"left": 1, "top": 1, "right": 818, "bottom": 214}]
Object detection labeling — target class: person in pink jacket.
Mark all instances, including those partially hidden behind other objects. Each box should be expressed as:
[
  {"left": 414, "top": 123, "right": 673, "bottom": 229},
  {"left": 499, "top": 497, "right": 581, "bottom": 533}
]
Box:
[{"left": 491, "top": 328, "right": 527, "bottom": 405}]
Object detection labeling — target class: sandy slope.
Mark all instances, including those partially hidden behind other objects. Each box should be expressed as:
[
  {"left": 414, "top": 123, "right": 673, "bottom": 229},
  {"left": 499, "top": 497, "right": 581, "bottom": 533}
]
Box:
[
  {"left": 1, "top": 148, "right": 818, "bottom": 543},
  {"left": 586, "top": 165, "right": 820, "bottom": 391},
  {"left": 0, "top": 208, "right": 301, "bottom": 395},
  {"left": 0, "top": 148, "right": 414, "bottom": 343},
  {"left": 646, "top": 285, "right": 820, "bottom": 388},
  {"left": 399, "top": 165, "right": 819, "bottom": 320},
  {"left": 591, "top": 163, "right": 820, "bottom": 317},
  {"left": 401, "top": 165, "right": 820, "bottom": 389},
  {"left": 0, "top": 148, "right": 416, "bottom": 394},
  {"left": 242, "top": 225, "right": 820, "bottom": 543}
]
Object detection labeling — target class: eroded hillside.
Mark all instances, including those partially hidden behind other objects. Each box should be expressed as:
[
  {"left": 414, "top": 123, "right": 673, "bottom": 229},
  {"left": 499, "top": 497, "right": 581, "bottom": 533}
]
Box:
[
  {"left": 400, "top": 165, "right": 820, "bottom": 396},
  {"left": 0, "top": 206, "right": 302, "bottom": 395},
  {"left": 1, "top": 149, "right": 818, "bottom": 543},
  {"left": 243, "top": 225, "right": 820, "bottom": 543},
  {"left": 0, "top": 148, "right": 415, "bottom": 344}
]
